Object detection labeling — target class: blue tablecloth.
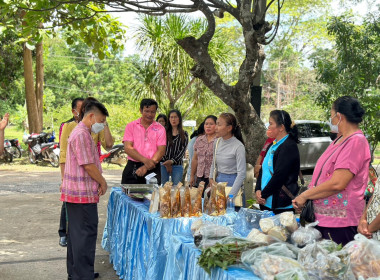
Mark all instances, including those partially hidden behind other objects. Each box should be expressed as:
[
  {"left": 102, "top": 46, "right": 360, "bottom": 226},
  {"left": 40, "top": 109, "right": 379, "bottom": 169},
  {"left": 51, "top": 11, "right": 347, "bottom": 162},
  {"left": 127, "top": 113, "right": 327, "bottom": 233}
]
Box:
[{"left": 102, "top": 187, "right": 260, "bottom": 280}]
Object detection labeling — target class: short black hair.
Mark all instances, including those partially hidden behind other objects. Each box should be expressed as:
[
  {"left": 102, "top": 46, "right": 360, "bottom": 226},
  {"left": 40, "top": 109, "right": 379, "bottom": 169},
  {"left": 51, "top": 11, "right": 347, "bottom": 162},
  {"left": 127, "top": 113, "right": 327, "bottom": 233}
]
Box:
[
  {"left": 80, "top": 97, "right": 109, "bottom": 120},
  {"left": 156, "top": 114, "right": 168, "bottom": 125},
  {"left": 333, "top": 96, "right": 365, "bottom": 124},
  {"left": 71, "top": 98, "right": 84, "bottom": 109},
  {"left": 140, "top": 99, "right": 158, "bottom": 110}
]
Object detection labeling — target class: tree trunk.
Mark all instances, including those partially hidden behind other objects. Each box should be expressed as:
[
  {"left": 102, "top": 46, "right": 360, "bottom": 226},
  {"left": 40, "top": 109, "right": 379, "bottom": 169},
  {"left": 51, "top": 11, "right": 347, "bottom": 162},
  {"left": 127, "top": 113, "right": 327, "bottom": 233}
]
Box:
[
  {"left": 35, "top": 39, "right": 44, "bottom": 131},
  {"left": 23, "top": 43, "right": 41, "bottom": 134}
]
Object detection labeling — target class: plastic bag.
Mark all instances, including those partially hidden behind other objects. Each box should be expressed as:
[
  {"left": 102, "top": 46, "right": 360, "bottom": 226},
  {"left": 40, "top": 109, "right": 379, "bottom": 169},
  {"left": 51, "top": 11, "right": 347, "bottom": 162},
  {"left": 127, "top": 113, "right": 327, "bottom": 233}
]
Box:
[
  {"left": 279, "top": 211, "right": 298, "bottom": 233},
  {"left": 195, "top": 224, "right": 233, "bottom": 248},
  {"left": 268, "top": 226, "right": 289, "bottom": 242},
  {"left": 192, "top": 182, "right": 204, "bottom": 217},
  {"left": 291, "top": 221, "right": 322, "bottom": 247},
  {"left": 171, "top": 183, "right": 182, "bottom": 218},
  {"left": 247, "top": 229, "right": 271, "bottom": 244},
  {"left": 203, "top": 186, "right": 211, "bottom": 215},
  {"left": 208, "top": 184, "right": 218, "bottom": 216},
  {"left": 260, "top": 215, "right": 281, "bottom": 234},
  {"left": 216, "top": 182, "right": 227, "bottom": 215},
  {"left": 234, "top": 208, "right": 273, "bottom": 237},
  {"left": 181, "top": 185, "right": 192, "bottom": 217},
  {"left": 149, "top": 187, "right": 160, "bottom": 214},
  {"left": 159, "top": 182, "right": 172, "bottom": 218},
  {"left": 345, "top": 234, "right": 380, "bottom": 279}
]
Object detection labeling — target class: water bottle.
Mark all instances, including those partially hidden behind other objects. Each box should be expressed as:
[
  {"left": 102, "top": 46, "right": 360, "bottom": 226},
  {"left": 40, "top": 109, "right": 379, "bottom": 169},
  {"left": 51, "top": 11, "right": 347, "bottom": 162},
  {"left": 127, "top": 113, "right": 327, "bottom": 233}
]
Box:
[
  {"left": 147, "top": 176, "right": 158, "bottom": 186},
  {"left": 227, "top": 194, "right": 235, "bottom": 213},
  {"left": 169, "top": 175, "right": 172, "bottom": 183}
]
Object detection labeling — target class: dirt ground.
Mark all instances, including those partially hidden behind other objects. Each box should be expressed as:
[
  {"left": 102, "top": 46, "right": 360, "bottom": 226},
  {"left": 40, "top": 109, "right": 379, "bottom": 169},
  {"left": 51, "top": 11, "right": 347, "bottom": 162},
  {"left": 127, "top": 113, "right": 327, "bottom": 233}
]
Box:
[{"left": 0, "top": 169, "right": 122, "bottom": 280}]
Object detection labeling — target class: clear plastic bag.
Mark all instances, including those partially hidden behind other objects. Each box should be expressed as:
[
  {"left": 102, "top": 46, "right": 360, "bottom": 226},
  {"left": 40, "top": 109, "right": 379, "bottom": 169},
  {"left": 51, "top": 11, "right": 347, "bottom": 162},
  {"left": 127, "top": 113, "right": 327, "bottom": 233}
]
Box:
[
  {"left": 181, "top": 185, "right": 192, "bottom": 217},
  {"left": 344, "top": 234, "right": 380, "bottom": 279},
  {"left": 279, "top": 211, "right": 298, "bottom": 233},
  {"left": 291, "top": 221, "right": 322, "bottom": 247},
  {"left": 192, "top": 182, "right": 204, "bottom": 217},
  {"left": 216, "top": 182, "right": 227, "bottom": 215},
  {"left": 234, "top": 208, "right": 273, "bottom": 237},
  {"left": 159, "top": 182, "right": 172, "bottom": 218},
  {"left": 208, "top": 184, "right": 218, "bottom": 216},
  {"left": 171, "top": 183, "right": 182, "bottom": 218},
  {"left": 259, "top": 215, "right": 281, "bottom": 234},
  {"left": 195, "top": 224, "right": 233, "bottom": 248}
]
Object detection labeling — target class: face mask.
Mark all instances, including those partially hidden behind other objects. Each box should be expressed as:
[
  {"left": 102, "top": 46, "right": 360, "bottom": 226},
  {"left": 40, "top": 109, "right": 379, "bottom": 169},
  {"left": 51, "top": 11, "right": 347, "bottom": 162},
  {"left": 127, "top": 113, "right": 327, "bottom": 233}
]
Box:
[
  {"left": 73, "top": 109, "right": 80, "bottom": 119},
  {"left": 91, "top": 116, "right": 105, "bottom": 134},
  {"left": 328, "top": 113, "right": 341, "bottom": 133},
  {"left": 266, "top": 128, "right": 275, "bottom": 139}
]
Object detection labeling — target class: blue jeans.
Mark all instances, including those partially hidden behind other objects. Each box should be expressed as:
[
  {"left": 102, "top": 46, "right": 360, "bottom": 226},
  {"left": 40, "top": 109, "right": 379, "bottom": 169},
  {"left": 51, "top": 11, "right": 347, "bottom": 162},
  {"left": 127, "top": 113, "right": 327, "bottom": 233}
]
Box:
[{"left": 160, "top": 164, "right": 183, "bottom": 185}]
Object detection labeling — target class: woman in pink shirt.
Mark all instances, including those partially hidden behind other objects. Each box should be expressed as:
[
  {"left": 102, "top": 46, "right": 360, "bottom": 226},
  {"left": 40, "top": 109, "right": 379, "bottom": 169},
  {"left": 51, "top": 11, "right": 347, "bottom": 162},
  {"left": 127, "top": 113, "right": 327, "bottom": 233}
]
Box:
[{"left": 293, "top": 96, "right": 371, "bottom": 245}]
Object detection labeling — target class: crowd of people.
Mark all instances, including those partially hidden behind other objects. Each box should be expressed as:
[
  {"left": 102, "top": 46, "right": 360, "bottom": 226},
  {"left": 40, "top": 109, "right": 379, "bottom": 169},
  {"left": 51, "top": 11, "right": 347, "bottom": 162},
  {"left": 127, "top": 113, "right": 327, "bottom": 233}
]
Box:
[{"left": 1, "top": 95, "right": 379, "bottom": 279}]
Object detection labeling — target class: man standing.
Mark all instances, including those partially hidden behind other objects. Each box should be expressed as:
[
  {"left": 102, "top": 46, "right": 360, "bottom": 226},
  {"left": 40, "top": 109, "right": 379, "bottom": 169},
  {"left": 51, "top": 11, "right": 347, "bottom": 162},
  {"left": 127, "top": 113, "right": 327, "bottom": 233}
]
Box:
[
  {"left": 61, "top": 98, "right": 108, "bottom": 280},
  {"left": 0, "top": 113, "right": 9, "bottom": 156},
  {"left": 122, "top": 99, "right": 166, "bottom": 184}
]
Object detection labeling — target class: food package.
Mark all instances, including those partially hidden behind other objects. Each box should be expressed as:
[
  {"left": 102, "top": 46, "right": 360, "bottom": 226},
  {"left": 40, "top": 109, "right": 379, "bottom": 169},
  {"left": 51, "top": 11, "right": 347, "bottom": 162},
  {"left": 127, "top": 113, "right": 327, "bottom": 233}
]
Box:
[
  {"left": 181, "top": 185, "right": 192, "bottom": 217},
  {"left": 234, "top": 208, "right": 273, "bottom": 237},
  {"left": 260, "top": 215, "right": 280, "bottom": 234},
  {"left": 159, "top": 182, "right": 172, "bottom": 218},
  {"left": 279, "top": 212, "right": 298, "bottom": 233},
  {"left": 268, "top": 226, "right": 289, "bottom": 242},
  {"left": 291, "top": 221, "right": 322, "bottom": 247},
  {"left": 192, "top": 182, "right": 204, "bottom": 217},
  {"left": 208, "top": 184, "right": 218, "bottom": 216},
  {"left": 194, "top": 224, "right": 233, "bottom": 248},
  {"left": 171, "top": 183, "right": 182, "bottom": 218},
  {"left": 149, "top": 187, "right": 160, "bottom": 214},
  {"left": 246, "top": 229, "right": 271, "bottom": 244},
  {"left": 298, "top": 239, "right": 352, "bottom": 279},
  {"left": 191, "top": 219, "right": 203, "bottom": 235},
  {"left": 344, "top": 234, "right": 380, "bottom": 279},
  {"left": 203, "top": 186, "right": 211, "bottom": 215},
  {"left": 216, "top": 182, "right": 227, "bottom": 215}
]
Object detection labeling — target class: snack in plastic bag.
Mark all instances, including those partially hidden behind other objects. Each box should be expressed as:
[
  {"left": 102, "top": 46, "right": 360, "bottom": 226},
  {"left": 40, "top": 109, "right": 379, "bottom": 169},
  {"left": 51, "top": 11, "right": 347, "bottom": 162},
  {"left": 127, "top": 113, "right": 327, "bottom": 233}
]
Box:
[
  {"left": 247, "top": 229, "right": 271, "bottom": 244},
  {"left": 159, "top": 182, "right": 172, "bottom": 218},
  {"left": 208, "top": 184, "right": 218, "bottom": 216},
  {"left": 279, "top": 211, "right": 298, "bottom": 233},
  {"left": 191, "top": 219, "right": 203, "bottom": 235},
  {"left": 234, "top": 208, "right": 274, "bottom": 237},
  {"left": 192, "top": 182, "right": 205, "bottom": 217},
  {"left": 345, "top": 234, "right": 380, "bottom": 279},
  {"left": 149, "top": 187, "right": 160, "bottom": 214},
  {"left": 268, "top": 226, "right": 289, "bottom": 242},
  {"left": 291, "top": 221, "right": 322, "bottom": 247},
  {"left": 194, "top": 224, "right": 233, "bottom": 248},
  {"left": 216, "top": 182, "right": 227, "bottom": 215},
  {"left": 203, "top": 186, "right": 211, "bottom": 214},
  {"left": 260, "top": 215, "right": 280, "bottom": 234},
  {"left": 171, "top": 182, "right": 182, "bottom": 218},
  {"left": 181, "top": 184, "right": 192, "bottom": 217}
]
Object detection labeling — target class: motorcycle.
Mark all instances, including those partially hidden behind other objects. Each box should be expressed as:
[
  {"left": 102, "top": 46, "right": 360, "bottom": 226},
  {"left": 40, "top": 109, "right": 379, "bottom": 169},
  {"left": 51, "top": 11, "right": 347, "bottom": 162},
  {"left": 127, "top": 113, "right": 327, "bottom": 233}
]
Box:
[
  {"left": 100, "top": 144, "right": 127, "bottom": 166},
  {"left": 1, "top": 139, "right": 13, "bottom": 162},
  {"left": 7, "top": 138, "right": 24, "bottom": 158},
  {"left": 23, "top": 132, "right": 60, "bottom": 167}
]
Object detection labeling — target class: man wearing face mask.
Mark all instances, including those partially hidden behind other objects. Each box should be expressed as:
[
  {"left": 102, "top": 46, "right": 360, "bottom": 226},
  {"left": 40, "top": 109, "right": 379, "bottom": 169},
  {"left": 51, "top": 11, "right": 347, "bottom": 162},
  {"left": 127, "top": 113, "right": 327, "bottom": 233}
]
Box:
[
  {"left": 61, "top": 98, "right": 109, "bottom": 280},
  {"left": 58, "top": 97, "right": 114, "bottom": 248}
]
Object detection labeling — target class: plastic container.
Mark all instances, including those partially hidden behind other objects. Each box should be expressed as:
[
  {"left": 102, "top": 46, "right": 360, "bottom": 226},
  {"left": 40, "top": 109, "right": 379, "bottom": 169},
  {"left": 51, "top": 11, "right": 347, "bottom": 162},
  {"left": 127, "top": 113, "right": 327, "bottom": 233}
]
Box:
[{"left": 227, "top": 194, "right": 235, "bottom": 213}]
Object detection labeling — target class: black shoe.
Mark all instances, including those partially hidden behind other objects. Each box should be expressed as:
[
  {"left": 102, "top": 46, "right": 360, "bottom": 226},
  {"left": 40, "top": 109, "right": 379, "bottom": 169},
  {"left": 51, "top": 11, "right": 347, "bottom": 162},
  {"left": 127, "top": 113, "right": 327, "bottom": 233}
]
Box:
[
  {"left": 68, "top": 272, "right": 99, "bottom": 279},
  {"left": 59, "top": 236, "right": 67, "bottom": 247}
]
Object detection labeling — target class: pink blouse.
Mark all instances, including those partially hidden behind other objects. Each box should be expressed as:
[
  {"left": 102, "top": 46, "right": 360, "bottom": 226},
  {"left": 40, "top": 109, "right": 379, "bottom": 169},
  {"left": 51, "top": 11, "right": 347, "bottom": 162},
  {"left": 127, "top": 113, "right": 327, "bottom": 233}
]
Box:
[
  {"left": 193, "top": 134, "right": 215, "bottom": 178},
  {"left": 309, "top": 131, "right": 371, "bottom": 228}
]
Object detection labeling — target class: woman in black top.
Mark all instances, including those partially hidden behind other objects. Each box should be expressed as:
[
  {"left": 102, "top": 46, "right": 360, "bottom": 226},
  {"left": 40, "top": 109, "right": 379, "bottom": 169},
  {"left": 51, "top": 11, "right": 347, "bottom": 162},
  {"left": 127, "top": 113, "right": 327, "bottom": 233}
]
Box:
[
  {"left": 255, "top": 110, "right": 300, "bottom": 214},
  {"left": 161, "top": 110, "right": 188, "bottom": 185}
]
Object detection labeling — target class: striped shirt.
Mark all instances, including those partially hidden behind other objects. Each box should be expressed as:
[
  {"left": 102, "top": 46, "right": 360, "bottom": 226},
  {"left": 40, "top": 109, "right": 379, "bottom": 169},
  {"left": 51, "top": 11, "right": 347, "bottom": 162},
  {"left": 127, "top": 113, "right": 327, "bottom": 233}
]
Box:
[
  {"left": 60, "top": 122, "right": 102, "bottom": 204},
  {"left": 162, "top": 132, "right": 188, "bottom": 165}
]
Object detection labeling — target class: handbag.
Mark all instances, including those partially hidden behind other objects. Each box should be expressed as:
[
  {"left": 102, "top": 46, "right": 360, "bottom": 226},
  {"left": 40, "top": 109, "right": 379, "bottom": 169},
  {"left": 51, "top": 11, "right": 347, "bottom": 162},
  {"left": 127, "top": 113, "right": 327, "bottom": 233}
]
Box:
[
  {"left": 300, "top": 133, "right": 361, "bottom": 224},
  {"left": 212, "top": 138, "right": 244, "bottom": 207}
]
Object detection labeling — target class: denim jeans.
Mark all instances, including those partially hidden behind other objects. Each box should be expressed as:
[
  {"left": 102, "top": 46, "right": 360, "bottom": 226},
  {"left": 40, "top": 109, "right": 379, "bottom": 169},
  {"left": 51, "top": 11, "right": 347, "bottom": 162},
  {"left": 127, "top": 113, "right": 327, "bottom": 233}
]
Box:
[{"left": 160, "top": 164, "right": 184, "bottom": 185}]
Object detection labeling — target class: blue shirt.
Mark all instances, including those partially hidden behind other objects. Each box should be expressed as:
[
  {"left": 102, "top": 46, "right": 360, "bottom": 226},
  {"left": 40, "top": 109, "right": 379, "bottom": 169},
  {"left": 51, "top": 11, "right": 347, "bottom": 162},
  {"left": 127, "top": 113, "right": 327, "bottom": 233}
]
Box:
[{"left": 261, "top": 134, "right": 292, "bottom": 209}]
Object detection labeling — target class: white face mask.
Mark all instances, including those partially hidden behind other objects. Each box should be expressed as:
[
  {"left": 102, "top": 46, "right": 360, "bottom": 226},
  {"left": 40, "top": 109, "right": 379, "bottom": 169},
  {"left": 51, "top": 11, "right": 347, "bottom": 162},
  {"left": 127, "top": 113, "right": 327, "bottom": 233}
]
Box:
[
  {"left": 328, "top": 113, "right": 341, "bottom": 134},
  {"left": 91, "top": 116, "right": 105, "bottom": 134}
]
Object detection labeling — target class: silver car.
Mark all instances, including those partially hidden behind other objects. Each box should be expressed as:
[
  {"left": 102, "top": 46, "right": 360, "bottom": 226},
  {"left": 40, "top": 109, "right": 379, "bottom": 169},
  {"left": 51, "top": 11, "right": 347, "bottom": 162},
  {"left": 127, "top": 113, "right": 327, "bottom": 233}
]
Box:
[{"left": 295, "top": 120, "right": 332, "bottom": 170}]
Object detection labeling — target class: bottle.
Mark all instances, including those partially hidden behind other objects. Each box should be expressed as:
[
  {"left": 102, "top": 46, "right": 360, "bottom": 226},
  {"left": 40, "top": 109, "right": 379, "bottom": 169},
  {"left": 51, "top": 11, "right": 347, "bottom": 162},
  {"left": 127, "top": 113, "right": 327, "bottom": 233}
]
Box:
[
  {"left": 169, "top": 175, "right": 172, "bottom": 183},
  {"left": 227, "top": 194, "right": 235, "bottom": 213}
]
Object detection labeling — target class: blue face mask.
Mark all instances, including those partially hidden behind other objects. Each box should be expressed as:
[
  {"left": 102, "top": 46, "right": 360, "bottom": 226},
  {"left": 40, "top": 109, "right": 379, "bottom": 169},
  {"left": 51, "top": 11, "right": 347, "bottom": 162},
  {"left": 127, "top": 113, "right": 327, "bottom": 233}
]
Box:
[
  {"left": 91, "top": 116, "right": 105, "bottom": 134},
  {"left": 328, "top": 113, "right": 341, "bottom": 133}
]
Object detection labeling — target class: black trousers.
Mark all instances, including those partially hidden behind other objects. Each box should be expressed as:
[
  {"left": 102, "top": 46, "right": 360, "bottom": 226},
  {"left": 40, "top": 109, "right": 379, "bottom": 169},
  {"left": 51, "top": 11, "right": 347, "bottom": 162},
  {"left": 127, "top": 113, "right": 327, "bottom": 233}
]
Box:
[
  {"left": 66, "top": 203, "right": 98, "bottom": 280},
  {"left": 121, "top": 160, "right": 161, "bottom": 184},
  {"left": 58, "top": 202, "right": 67, "bottom": 237}
]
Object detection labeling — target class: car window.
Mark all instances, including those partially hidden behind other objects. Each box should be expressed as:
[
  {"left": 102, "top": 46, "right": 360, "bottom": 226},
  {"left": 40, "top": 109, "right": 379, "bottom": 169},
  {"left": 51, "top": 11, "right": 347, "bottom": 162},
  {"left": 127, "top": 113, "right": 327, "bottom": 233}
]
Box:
[
  {"left": 297, "top": 123, "right": 310, "bottom": 138},
  {"left": 309, "top": 123, "right": 330, "bottom": 137}
]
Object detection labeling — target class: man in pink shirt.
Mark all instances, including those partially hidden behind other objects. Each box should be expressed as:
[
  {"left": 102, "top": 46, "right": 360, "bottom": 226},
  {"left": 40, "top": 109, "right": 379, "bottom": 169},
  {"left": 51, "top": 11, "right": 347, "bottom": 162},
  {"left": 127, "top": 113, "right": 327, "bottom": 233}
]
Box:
[
  {"left": 61, "top": 98, "right": 109, "bottom": 280},
  {"left": 122, "top": 99, "right": 166, "bottom": 184}
]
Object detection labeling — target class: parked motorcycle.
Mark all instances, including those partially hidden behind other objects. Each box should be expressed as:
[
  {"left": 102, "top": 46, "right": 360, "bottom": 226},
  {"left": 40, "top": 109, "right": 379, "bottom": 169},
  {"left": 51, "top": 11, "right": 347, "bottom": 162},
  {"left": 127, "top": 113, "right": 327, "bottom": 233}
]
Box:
[
  {"left": 2, "top": 139, "right": 13, "bottom": 162},
  {"left": 23, "top": 132, "right": 60, "bottom": 167},
  {"left": 100, "top": 144, "right": 127, "bottom": 166},
  {"left": 7, "top": 138, "right": 24, "bottom": 158}
]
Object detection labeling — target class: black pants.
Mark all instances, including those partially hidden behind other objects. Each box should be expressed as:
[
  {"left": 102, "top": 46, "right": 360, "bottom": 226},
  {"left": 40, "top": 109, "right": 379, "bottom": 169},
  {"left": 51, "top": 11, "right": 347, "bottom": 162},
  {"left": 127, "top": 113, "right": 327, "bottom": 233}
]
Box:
[
  {"left": 260, "top": 204, "right": 295, "bottom": 215},
  {"left": 315, "top": 225, "right": 357, "bottom": 246},
  {"left": 66, "top": 203, "right": 98, "bottom": 280},
  {"left": 121, "top": 160, "right": 161, "bottom": 184},
  {"left": 58, "top": 202, "right": 67, "bottom": 237}
]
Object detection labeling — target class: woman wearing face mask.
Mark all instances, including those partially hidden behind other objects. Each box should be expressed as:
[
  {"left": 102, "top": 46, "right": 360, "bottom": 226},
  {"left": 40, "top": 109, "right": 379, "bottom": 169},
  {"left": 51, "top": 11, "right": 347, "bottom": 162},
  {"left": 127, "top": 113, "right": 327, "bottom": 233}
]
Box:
[
  {"left": 160, "top": 110, "right": 188, "bottom": 185},
  {"left": 293, "top": 96, "right": 371, "bottom": 245},
  {"left": 255, "top": 110, "right": 300, "bottom": 214},
  {"left": 209, "top": 113, "right": 246, "bottom": 201},
  {"left": 189, "top": 115, "right": 217, "bottom": 188},
  {"left": 254, "top": 130, "right": 275, "bottom": 179}
]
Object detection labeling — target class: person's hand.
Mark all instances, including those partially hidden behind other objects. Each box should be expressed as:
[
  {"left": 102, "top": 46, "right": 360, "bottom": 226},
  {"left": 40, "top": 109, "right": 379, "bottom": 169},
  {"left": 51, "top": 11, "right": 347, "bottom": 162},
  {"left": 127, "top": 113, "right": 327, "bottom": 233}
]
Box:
[
  {"left": 98, "top": 181, "right": 108, "bottom": 196},
  {"left": 59, "top": 183, "right": 63, "bottom": 193},
  {"left": 292, "top": 193, "right": 307, "bottom": 210},
  {"left": 0, "top": 113, "right": 9, "bottom": 131},
  {"left": 136, "top": 165, "right": 148, "bottom": 177},
  {"left": 163, "top": 160, "right": 173, "bottom": 173},
  {"left": 358, "top": 217, "right": 372, "bottom": 238},
  {"left": 254, "top": 164, "right": 261, "bottom": 178},
  {"left": 255, "top": 190, "right": 265, "bottom": 205},
  {"left": 143, "top": 158, "right": 156, "bottom": 170},
  {"left": 189, "top": 175, "right": 195, "bottom": 187}
]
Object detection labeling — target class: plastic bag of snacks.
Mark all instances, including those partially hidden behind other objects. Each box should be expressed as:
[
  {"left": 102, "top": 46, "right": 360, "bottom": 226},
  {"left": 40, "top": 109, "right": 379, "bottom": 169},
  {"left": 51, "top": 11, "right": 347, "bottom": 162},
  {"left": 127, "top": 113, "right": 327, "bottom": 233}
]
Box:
[
  {"left": 181, "top": 185, "right": 192, "bottom": 217},
  {"left": 171, "top": 182, "right": 182, "bottom": 218},
  {"left": 159, "top": 182, "right": 172, "bottom": 218},
  {"left": 259, "top": 215, "right": 281, "bottom": 234},
  {"left": 291, "top": 221, "right": 322, "bottom": 247},
  {"left": 207, "top": 184, "right": 218, "bottom": 216},
  {"left": 203, "top": 186, "right": 211, "bottom": 215},
  {"left": 260, "top": 214, "right": 290, "bottom": 242},
  {"left": 149, "top": 187, "right": 160, "bottom": 214},
  {"left": 279, "top": 212, "right": 298, "bottom": 233},
  {"left": 216, "top": 182, "right": 227, "bottom": 215},
  {"left": 192, "top": 182, "right": 205, "bottom": 217},
  {"left": 234, "top": 208, "right": 273, "bottom": 237},
  {"left": 345, "top": 234, "right": 380, "bottom": 279},
  {"left": 194, "top": 223, "right": 233, "bottom": 248}
]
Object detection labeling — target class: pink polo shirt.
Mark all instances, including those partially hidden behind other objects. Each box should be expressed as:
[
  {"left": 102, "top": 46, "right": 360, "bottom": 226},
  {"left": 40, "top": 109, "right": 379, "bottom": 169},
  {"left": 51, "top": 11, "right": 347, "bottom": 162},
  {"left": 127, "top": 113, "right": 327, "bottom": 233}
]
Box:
[
  {"left": 309, "top": 131, "right": 371, "bottom": 228},
  {"left": 123, "top": 118, "right": 166, "bottom": 162},
  {"left": 60, "top": 122, "right": 102, "bottom": 204}
]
